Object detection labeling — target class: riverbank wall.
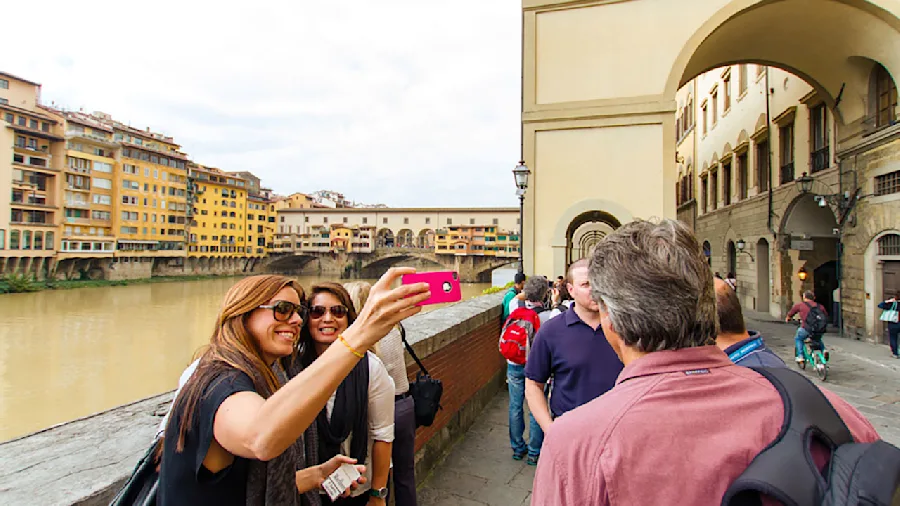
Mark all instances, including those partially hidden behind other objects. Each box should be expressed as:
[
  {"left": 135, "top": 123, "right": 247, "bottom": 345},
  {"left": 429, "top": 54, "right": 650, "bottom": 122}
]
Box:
[{"left": 0, "top": 293, "right": 506, "bottom": 505}]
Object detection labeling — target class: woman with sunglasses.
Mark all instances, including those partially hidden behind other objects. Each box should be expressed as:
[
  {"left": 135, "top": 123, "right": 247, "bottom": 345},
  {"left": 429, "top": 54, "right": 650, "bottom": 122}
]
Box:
[
  {"left": 158, "top": 269, "right": 430, "bottom": 506},
  {"left": 300, "top": 282, "right": 396, "bottom": 506}
]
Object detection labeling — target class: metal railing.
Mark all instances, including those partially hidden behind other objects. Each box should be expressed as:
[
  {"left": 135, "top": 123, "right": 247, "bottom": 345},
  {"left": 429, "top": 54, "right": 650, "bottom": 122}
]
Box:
[{"left": 810, "top": 147, "right": 829, "bottom": 173}]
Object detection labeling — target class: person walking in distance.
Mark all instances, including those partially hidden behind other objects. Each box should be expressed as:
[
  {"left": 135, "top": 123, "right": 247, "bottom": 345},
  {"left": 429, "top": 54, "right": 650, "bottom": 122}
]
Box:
[
  {"left": 524, "top": 259, "right": 623, "bottom": 448},
  {"left": 500, "top": 277, "right": 552, "bottom": 466},
  {"left": 878, "top": 292, "right": 900, "bottom": 359}
]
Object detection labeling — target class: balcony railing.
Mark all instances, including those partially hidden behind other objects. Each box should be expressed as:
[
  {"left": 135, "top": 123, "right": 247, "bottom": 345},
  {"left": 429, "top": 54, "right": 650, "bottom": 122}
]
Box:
[
  {"left": 779, "top": 162, "right": 795, "bottom": 185},
  {"left": 65, "top": 200, "right": 91, "bottom": 209},
  {"left": 65, "top": 216, "right": 91, "bottom": 224},
  {"left": 66, "top": 184, "right": 91, "bottom": 192},
  {"left": 810, "top": 147, "right": 829, "bottom": 173}
]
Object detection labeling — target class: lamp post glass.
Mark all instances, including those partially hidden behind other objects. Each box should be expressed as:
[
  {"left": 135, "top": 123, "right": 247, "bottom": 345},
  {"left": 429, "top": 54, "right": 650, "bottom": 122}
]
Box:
[
  {"left": 796, "top": 172, "right": 814, "bottom": 194},
  {"left": 736, "top": 239, "right": 745, "bottom": 251},
  {"left": 513, "top": 161, "right": 530, "bottom": 273}
]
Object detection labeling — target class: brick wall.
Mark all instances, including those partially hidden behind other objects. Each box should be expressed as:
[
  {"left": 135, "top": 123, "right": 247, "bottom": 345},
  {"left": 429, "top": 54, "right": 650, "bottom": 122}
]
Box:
[{"left": 409, "top": 317, "right": 504, "bottom": 453}]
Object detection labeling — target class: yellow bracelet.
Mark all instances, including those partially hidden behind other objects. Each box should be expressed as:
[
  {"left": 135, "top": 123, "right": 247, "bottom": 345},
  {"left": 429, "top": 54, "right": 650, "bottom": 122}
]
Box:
[{"left": 338, "top": 334, "right": 365, "bottom": 359}]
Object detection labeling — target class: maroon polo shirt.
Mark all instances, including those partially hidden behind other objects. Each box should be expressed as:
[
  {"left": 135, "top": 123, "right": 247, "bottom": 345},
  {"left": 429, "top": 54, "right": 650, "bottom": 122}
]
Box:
[{"left": 531, "top": 346, "right": 880, "bottom": 506}]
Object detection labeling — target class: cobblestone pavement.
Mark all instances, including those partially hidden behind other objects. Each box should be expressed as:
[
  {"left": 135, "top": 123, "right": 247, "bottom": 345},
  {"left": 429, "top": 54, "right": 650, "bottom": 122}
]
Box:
[{"left": 418, "top": 314, "right": 900, "bottom": 505}]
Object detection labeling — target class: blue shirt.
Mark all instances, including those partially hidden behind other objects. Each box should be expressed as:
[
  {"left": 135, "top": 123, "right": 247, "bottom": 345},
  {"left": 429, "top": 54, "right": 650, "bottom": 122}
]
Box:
[
  {"left": 524, "top": 306, "right": 623, "bottom": 418},
  {"left": 722, "top": 331, "right": 786, "bottom": 368}
]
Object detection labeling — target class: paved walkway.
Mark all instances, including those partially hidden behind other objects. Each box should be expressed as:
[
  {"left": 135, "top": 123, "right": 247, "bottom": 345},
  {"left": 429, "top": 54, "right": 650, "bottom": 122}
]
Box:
[{"left": 418, "top": 314, "right": 900, "bottom": 505}]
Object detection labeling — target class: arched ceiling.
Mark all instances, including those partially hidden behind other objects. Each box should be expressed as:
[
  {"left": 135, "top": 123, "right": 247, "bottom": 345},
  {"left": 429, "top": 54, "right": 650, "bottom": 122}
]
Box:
[{"left": 677, "top": 0, "right": 900, "bottom": 124}]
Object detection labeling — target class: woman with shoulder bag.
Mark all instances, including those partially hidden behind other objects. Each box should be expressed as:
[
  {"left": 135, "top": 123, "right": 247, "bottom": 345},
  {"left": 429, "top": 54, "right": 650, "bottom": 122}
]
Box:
[
  {"left": 345, "top": 282, "right": 418, "bottom": 506},
  {"left": 153, "top": 269, "right": 429, "bottom": 506},
  {"left": 878, "top": 292, "right": 900, "bottom": 359}
]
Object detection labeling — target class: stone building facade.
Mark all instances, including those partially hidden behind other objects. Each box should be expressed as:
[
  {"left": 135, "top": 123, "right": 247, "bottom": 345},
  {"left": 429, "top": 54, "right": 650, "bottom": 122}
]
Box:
[{"left": 678, "top": 64, "right": 900, "bottom": 345}]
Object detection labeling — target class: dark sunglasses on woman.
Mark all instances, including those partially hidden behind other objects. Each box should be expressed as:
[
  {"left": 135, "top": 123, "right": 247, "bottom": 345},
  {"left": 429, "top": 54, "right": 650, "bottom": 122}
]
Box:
[
  {"left": 258, "top": 300, "right": 308, "bottom": 322},
  {"left": 308, "top": 304, "right": 349, "bottom": 319}
]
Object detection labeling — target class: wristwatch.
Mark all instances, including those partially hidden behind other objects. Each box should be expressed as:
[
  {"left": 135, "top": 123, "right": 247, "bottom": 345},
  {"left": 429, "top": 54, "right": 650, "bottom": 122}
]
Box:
[{"left": 368, "top": 487, "right": 389, "bottom": 499}]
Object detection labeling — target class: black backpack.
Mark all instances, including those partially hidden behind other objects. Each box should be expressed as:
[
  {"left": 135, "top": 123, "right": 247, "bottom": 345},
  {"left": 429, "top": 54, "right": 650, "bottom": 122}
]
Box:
[
  {"left": 722, "top": 367, "right": 900, "bottom": 506},
  {"left": 804, "top": 301, "right": 829, "bottom": 335}
]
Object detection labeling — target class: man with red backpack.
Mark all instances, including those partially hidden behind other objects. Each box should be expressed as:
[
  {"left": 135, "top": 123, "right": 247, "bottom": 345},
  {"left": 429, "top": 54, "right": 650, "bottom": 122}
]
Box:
[
  {"left": 499, "top": 276, "right": 552, "bottom": 465},
  {"left": 786, "top": 290, "right": 829, "bottom": 364}
]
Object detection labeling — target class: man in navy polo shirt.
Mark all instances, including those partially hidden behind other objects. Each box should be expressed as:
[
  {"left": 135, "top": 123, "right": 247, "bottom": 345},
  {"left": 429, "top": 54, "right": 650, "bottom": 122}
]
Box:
[{"left": 525, "top": 259, "right": 623, "bottom": 443}]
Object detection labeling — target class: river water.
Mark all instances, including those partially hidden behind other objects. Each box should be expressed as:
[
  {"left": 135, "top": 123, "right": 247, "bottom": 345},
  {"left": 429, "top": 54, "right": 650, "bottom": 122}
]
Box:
[{"left": 0, "top": 274, "right": 492, "bottom": 442}]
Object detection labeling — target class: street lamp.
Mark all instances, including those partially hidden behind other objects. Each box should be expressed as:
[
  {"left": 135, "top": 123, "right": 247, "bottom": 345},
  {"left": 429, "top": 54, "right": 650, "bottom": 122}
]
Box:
[
  {"left": 736, "top": 239, "right": 746, "bottom": 251},
  {"left": 797, "top": 267, "right": 808, "bottom": 281},
  {"left": 512, "top": 161, "right": 530, "bottom": 273},
  {"left": 796, "top": 172, "right": 815, "bottom": 195}
]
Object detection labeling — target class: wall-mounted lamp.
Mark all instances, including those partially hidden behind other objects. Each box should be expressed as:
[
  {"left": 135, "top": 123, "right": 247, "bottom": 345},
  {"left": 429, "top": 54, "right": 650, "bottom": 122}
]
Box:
[
  {"left": 735, "top": 239, "right": 754, "bottom": 261},
  {"left": 797, "top": 267, "right": 808, "bottom": 281}
]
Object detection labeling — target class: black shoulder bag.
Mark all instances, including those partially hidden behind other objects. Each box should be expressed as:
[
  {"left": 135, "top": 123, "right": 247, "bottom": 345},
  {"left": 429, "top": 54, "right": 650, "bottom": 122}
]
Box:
[{"left": 399, "top": 323, "right": 443, "bottom": 428}]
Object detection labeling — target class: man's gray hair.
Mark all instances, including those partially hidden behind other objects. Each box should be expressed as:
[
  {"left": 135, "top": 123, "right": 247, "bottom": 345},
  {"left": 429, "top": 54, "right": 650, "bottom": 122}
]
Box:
[
  {"left": 523, "top": 276, "right": 549, "bottom": 303},
  {"left": 588, "top": 219, "right": 718, "bottom": 352}
]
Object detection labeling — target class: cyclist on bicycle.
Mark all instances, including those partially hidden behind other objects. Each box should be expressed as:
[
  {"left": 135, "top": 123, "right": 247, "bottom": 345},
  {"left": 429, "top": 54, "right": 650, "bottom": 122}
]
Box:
[{"left": 785, "top": 290, "right": 829, "bottom": 364}]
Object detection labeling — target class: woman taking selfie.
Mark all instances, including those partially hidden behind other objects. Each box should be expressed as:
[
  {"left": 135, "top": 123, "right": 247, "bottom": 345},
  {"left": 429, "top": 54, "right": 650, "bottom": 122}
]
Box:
[
  {"left": 301, "top": 282, "right": 395, "bottom": 506},
  {"left": 158, "top": 268, "right": 429, "bottom": 506}
]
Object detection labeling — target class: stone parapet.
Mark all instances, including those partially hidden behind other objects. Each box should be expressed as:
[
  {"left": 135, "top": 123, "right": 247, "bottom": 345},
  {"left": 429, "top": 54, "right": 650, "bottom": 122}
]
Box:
[{"left": 0, "top": 293, "right": 506, "bottom": 506}]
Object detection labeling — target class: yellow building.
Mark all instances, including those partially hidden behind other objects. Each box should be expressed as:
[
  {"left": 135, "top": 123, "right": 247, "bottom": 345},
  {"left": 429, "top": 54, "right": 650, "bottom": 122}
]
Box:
[
  {"left": 53, "top": 111, "right": 118, "bottom": 259},
  {"left": 187, "top": 163, "right": 248, "bottom": 257},
  {"left": 0, "top": 71, "right": 65, "bottom": 278},
  {"left": 246, "top": 192, "right": 274, "bottom": 258},
  {"left": 108, "top": 122, "right": 190, "bottom": 269}
]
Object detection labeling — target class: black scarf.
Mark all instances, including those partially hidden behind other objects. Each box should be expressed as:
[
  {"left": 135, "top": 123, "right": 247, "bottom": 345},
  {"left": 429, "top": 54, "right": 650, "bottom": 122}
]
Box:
[{"left": 316, "top": 354, "right": 369, "bottom": 465}]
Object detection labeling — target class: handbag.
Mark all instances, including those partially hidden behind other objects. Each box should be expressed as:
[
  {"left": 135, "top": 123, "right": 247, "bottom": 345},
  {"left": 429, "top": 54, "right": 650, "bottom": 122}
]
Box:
[
  {"left": 880, "top": 301, "right": 899, "bottom": 324},
  {"left": 109, "top": 437, "right": 160, "bottom": 506},
  {"left": 399, "top": 323, "right": 443, "bottom": 428}
]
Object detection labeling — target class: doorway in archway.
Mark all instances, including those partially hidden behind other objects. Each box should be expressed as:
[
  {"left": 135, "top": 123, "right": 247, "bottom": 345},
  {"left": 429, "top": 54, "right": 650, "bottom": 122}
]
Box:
[
  {"left": 727, "top": 240, "right": 737, "bottom": 278},
  {"left": 565, "top": 210, "right": 621, "bottom": 269},
  {"left": 814, "top": 261, "right": 837, "bottom": 320}
]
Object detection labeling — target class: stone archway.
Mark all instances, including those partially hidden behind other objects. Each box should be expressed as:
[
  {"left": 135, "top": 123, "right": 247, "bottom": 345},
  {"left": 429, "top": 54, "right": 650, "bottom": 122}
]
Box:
[
  {"left": 778, "top": 193, "right": 840, "bottom": 311},
  {"left": 396, "top": 229, "right": 414, "bottom": 248},
  {"left": 523, "top": 0, "right": 900, "bottom": 277},
  {"left": 375, "top": 228, "right": 394, "bottom": 249},
  {"left": 564, "top": 209, "right": 622, "bottom": 270},
  {"left": 417, "top": 229, "right": 435, "bottom": 249}
]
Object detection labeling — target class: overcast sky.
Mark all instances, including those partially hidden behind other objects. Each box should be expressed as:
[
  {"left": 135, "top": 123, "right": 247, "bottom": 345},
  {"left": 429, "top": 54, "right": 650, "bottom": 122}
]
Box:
[{"left": 5, "top": 1, "right": 522, "bottom": 208}]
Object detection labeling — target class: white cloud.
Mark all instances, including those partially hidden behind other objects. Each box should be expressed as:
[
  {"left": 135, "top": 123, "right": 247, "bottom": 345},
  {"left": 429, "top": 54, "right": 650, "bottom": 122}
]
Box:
[{"left": 4, "top": 0, "right": 522, "bottom": 207}]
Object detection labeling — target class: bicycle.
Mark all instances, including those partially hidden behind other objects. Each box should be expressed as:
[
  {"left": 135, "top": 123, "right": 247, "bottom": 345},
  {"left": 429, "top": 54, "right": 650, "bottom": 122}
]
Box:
[
  {"left": 798, "top": 335, "right": 829, "bottom": 381},
  {"left": 788, "top": 320, "right": 829, "bottom": 381}
]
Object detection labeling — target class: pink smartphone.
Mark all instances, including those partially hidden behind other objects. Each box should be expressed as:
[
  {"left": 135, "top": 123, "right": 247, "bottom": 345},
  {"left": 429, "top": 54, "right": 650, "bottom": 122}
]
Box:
[{"left": 401, "top": 271, "right": 462, "bottom": 306}]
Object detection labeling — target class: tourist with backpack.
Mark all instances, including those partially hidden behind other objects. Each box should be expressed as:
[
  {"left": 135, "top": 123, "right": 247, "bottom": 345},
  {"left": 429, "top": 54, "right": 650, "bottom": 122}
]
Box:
[
  {"left": 502, "top": 272, "right": 527, "bottom": 321},
  {"left": 531, "top": 220, "right": 892, "bottom": 506},
  {"left": 786, "top": 290, "right": 829, "bottom": 365},
  {"left": 499, "top": 277, "right": 551, "bottom": 465}
]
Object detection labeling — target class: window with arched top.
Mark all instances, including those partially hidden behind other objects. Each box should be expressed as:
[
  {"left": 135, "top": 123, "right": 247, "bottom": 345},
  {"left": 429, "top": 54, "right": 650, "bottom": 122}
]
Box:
[
  {"left": 873, "top": 64, "right": 897, "bottom": 128},
  {"left": 878, "top": 234, "right": 900, "bottom": 256}
]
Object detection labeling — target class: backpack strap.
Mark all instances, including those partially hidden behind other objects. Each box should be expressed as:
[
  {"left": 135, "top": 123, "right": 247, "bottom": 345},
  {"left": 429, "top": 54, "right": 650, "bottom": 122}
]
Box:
[
  {"left": 721, "top": 367, "right": 854, "bottom": 506},
  {"left": 398, "top": 322, "right": 431, "bottom": 377}
]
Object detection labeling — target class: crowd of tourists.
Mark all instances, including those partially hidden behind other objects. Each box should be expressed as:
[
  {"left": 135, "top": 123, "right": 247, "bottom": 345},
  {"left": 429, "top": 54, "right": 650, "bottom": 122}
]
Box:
[
  {"left": 123, "top": 218, "right": 900, "bottom": 506},
  {"left": 499, "top": 219, "right": 899, "bottom": 506}
]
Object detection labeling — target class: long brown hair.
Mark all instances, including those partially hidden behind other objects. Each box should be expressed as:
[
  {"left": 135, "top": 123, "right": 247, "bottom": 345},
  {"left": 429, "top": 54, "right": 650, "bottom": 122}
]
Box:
[
  {"left": 169, "top": 275, "right": 305, "bottom": 452},
  {"left": 299, "top": 282, "right": 358, "bottom": 367}
]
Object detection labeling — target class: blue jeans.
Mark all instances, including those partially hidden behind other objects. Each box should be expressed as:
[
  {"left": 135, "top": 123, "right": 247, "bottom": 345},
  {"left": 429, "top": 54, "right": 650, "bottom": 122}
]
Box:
[
  {"left": 794, "top": 327, "right": 810, "bottom": 358},
  {"left": 507, "top": 363, "right": 543, "bottom": 458}
]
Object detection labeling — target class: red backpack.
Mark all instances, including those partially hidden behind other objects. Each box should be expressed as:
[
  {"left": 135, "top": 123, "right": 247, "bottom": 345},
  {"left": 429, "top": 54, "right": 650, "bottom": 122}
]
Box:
[{"left": 499, "top": 307, "right": 544, "bottom": 365}]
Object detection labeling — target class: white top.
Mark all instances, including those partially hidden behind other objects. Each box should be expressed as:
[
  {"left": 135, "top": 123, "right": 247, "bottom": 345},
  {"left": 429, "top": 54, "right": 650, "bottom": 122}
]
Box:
[
  {"left": 157, "top": 359, "right": 200, "bottom": 437},
  {"left": 548, "top": 300, "right": 574, "bottom": 320},
  {"left": 377, "top": 327, "right": 410, "bottom": 395},
  {"left": 325, "top": 352, "right": 395, "bottom": 496}
]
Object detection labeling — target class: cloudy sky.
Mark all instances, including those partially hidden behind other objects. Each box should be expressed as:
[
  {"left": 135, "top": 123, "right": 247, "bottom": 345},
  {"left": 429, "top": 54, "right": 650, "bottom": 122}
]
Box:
[{"left": 5, "top": 1, "right": 522, "bottom": 208}]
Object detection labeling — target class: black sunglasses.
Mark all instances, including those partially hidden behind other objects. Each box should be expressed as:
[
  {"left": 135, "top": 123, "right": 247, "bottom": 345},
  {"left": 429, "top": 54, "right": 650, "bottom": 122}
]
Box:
[
  {"left": 258, "top": 300, "right": 308, "bottom": 322},
  {"left": 308, "top": 304, "right": 349, "bottom": 319}
]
